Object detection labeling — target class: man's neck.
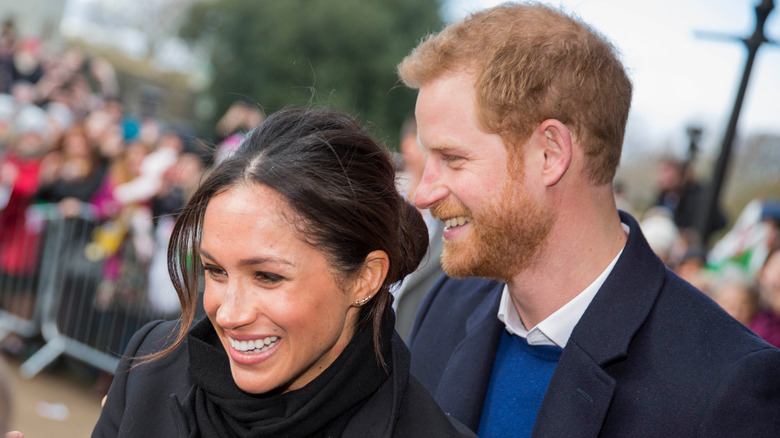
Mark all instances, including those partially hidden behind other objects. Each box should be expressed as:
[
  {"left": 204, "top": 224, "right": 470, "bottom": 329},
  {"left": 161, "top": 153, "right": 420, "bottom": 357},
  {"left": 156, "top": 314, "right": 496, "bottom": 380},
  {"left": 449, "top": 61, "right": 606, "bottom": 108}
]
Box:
[{"left": 506, "top": 206, "right": 627, "bottom": 330}]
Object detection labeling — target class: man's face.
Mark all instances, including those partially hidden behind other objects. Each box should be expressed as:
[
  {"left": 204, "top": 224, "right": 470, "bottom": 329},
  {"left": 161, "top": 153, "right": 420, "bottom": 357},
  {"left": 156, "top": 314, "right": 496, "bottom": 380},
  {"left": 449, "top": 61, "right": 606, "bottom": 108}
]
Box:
[{"left": 414, "top": 70, "right": 553, "bottom": 281}]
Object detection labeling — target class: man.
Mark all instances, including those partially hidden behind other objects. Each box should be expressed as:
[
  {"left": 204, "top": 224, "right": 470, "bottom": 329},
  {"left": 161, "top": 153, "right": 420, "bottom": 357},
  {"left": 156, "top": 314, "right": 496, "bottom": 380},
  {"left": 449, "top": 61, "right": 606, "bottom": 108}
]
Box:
[
  {"left": 397, "top": 3, "right": 780, "bottom": 437},
  {"left": 393, "top": 114, "right": 445, "bottom": 340}
]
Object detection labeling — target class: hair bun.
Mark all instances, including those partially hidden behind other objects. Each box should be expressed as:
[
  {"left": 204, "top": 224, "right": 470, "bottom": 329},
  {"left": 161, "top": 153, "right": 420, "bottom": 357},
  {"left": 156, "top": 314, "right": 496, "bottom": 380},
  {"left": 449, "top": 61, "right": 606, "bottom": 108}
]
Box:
[{"left": 395, "top": 199, "right": 429, "bottom": 282}]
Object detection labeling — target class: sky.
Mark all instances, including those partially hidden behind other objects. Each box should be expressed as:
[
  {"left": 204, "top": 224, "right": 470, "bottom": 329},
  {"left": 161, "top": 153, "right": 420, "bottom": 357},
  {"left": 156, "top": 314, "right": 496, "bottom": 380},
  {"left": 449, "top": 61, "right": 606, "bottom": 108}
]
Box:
[{"left": 444, "top": 0, "right": 780, "bottom": 161}]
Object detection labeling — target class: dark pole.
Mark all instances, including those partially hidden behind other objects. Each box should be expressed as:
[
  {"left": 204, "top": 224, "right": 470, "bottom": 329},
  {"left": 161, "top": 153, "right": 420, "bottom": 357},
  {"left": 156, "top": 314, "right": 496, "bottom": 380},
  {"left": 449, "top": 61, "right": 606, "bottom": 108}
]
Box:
[{"left": 696, "top": 0, "right": 775, "bottom": 245}]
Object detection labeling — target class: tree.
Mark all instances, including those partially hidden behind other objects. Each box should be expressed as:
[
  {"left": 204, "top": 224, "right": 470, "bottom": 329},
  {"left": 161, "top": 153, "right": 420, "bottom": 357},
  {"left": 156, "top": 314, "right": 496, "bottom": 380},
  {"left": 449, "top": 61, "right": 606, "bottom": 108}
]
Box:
[{"left": 180, "top": 0, "right": 443, "bottom": 148}]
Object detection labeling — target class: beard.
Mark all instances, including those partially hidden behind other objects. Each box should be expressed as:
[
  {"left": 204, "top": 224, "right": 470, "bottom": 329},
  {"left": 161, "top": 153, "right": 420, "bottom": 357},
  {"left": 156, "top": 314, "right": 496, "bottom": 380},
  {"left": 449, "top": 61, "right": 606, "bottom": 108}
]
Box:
[{"left": 432, "top": 176, "right": 554, "bottom": 282}]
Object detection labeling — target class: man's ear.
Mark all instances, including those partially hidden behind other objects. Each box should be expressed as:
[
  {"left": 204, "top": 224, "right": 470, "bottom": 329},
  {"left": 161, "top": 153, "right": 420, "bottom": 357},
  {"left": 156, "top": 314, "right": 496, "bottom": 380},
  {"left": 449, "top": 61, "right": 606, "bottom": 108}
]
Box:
[
  {"left": 351, "top": 250, "right": 389, "bottom": 303},
  {"left": 538, "top": 119, "right": 572, "bottom": 187}
]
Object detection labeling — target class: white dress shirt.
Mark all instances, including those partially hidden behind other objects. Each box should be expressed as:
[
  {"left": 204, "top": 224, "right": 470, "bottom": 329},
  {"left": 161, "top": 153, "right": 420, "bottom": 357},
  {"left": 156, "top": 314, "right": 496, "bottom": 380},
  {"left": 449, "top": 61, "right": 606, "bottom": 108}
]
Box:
[{"left": 497, "top": 223, "right": 630, "bottom": 347}]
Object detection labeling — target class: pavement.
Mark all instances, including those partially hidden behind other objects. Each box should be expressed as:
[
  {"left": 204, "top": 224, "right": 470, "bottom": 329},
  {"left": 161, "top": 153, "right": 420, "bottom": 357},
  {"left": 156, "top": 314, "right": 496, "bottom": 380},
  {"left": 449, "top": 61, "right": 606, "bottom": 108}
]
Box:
[{"left": 3, "top": 355, "right": 104, "bottom": 437}]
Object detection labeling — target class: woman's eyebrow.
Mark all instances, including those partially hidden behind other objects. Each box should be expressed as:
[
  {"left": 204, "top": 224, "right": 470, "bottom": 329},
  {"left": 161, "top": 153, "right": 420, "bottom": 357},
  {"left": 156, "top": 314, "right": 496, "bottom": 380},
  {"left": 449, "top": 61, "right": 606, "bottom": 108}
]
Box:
[{"left": 198, "top": 248, "right": 293, "bottom": 267}]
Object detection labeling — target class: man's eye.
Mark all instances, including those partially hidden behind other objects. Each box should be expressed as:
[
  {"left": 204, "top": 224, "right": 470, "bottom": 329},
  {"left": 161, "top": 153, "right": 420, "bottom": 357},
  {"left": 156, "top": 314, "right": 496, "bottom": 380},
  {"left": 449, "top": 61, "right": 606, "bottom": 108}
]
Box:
[{"left": 443, "top": 154, "right": 463, "bottom": 162}]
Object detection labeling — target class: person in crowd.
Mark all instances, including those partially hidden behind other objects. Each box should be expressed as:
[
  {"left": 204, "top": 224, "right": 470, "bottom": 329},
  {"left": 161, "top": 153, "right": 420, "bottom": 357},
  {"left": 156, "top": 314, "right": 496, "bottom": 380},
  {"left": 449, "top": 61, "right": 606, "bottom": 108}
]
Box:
[
  {"left": 750, "top": 249, "right": 780, "bottom": 349},
  {"left": 711, "top": 275, "right": 759, "bottom": 327},
  {"left": 639, "top": 206, "right": 679, "bottom": 267},
  {"left": 654, "top": 156, "right": 726, "bottom": 234},
  {"left": 93, "top": 108, "right": 475, "bottom": 437},
  {"left": 761, "top": 200, "right": 780, "bottom": 254},
  {"left": 0, "top": 105, "right": 49, "bottom": 291},
  {"left": 0, "top": 20, "right": 16, "bottom": 93},
  {"left": 674, "top": 244, "right": 711, "bottom": 294},
  {"left": 213, "top": 100, "right": 265, "bottom": 164},
  {"left": 146, "top": 151, "right": 205, "bottom": 318},
  {"left": 397, "top": 3, "right": 780, "bottom": 436},
  {"left": 88, "top": 141, "right": 151, "bottom": 310},
  {"left": 392, "top": 114, "right": 444, "bottom": 340},
  {"left": 0, "top": 94, "right": 13, "bottom": 149},
  {"left": 35, "top": 122, "right": 106, "bottom": 216},
  {"left": 111, "top": 128, "right": 181, "bottom": 209}
]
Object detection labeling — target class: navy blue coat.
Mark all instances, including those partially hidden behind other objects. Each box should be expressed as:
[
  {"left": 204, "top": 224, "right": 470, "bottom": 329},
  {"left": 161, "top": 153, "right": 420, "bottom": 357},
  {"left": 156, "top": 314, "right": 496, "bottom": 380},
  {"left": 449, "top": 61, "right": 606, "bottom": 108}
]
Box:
[{"left": 409, "top": 211, "right": 780, "bottom": 437}]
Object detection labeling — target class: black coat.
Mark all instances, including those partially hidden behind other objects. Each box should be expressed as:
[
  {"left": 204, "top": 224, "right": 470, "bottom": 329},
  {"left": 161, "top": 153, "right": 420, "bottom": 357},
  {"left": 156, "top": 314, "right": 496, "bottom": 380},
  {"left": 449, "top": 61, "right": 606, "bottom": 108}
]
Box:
[
  {"left": 409, "top": 211, "right": 780, "bottom": 437},
  {"left": 93, "top": 319, "right": 475, "bottom": 438}
]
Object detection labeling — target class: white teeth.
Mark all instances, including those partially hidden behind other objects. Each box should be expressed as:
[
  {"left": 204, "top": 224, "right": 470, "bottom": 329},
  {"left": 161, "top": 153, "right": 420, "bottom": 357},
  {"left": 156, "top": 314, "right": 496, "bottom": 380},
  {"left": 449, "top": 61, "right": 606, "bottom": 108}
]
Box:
[
  {"left": 443, "top": 216, "right": 471, "bottom": 230},
  {"left": 230, "top": 336, "right": 279, "bottom": 353}
]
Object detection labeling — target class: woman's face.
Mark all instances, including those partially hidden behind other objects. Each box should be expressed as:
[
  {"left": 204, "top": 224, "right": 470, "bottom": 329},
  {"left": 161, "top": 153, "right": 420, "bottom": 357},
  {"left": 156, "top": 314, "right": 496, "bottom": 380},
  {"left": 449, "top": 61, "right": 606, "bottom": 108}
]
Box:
[
  {"left": 63, "top": 132, "right": 91, "bottom": 159},
  {"left": 200, "top": 183, "right": 360, "bottom": 394}
]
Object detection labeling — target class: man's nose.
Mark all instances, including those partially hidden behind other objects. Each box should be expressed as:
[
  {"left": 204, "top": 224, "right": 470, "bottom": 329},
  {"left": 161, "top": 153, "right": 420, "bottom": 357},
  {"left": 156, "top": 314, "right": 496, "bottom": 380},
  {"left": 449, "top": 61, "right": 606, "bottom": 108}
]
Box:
[{"left": 414, "top": 160, "right": 447, "bottom": 210}]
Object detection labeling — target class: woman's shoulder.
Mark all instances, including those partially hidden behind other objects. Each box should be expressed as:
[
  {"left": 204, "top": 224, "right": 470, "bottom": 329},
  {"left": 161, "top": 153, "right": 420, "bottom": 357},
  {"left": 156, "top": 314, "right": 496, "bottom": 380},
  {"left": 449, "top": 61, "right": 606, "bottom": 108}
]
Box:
[
  {"left": 122, "top": 319, "right": 183, "bottom": 356},
  {"left": 394, "top": 375, "right": 477, "bottom": 437},
  {"left": 94, "top": 319, "right": 196, "bottom": 436},
  {"left": 344, "top": 332, "right": 476, "bottom": 438}
]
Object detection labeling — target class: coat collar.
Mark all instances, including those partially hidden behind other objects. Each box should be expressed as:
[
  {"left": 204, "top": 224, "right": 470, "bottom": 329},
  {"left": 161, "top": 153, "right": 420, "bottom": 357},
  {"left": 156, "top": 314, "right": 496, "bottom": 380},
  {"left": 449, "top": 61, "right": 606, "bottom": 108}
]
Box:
[
  {"left": 568, "top": 210, "right": 666, "bottom": 365},
  {"left": 532, "top": 210, "right": 668, "bottom": 437},
  {"left": 435, "top": 279, "right": 504, "bottom": 431}
]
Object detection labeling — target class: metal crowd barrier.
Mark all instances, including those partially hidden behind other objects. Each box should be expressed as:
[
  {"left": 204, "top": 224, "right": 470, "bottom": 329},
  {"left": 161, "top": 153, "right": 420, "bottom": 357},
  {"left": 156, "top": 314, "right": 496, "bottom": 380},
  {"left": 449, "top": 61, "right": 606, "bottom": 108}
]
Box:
[
  {"left": 0, "top": 204, "right": 186, "bottom": 379},
  {"left": 0, "top": 205, "right": 45, "bottom": 347}
]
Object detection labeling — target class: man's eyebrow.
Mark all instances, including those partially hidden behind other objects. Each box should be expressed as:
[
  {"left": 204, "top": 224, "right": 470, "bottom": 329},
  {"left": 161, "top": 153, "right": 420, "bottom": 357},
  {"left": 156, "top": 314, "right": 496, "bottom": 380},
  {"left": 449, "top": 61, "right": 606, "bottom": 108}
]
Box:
[{"left": 427, "top": 143, "right": 469, "bottom": 155}]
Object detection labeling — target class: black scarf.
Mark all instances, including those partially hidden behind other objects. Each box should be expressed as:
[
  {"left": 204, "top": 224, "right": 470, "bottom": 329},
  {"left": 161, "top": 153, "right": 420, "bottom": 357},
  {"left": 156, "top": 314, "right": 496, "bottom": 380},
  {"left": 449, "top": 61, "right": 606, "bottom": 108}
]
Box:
[{"left": 171, "top": 315, "right": 393, "bottom": 438}]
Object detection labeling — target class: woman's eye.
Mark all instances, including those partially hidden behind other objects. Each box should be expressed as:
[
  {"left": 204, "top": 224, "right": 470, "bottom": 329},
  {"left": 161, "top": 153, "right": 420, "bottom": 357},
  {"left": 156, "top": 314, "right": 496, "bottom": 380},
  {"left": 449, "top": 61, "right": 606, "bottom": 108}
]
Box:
[
  {"left": 256, "top": 272, "right": 284, "bottom": 283},
  {"left": 204, "top": 266, "right": 227, "bottom": 280}
]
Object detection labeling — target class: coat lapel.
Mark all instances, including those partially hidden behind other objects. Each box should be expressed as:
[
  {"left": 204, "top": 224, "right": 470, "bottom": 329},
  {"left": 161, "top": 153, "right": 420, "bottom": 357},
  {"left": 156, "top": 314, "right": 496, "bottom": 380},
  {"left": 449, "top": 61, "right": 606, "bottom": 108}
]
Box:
[
  {"left": 435, "top": 281, "right": 504, "bottom": 431},
  {"left": 532, "top": 211, "right": 667, "bottom": 438},
  {"left": 532, "top": 342, "right": 616, "bottom": 438}
]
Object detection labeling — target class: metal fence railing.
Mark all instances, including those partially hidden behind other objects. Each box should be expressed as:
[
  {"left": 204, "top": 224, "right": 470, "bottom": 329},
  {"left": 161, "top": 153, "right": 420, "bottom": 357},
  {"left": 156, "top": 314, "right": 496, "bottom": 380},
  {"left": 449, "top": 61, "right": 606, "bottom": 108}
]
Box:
[
  {"left": 0, "top": 204, "right": 45, "bottom": 348},
  {"left": 0, "top": 204, "right": 186, "bottom": 379}
]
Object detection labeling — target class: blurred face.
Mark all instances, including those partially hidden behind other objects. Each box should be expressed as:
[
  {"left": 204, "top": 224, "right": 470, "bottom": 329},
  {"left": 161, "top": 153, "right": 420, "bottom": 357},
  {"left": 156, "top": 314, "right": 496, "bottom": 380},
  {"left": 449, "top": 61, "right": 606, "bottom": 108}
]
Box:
[
  {"left": 414, "top": 70, "right": 553, "bottom": 281},
  {"left": 714, "top": 285, "right": 756, "bottom": 326},
  {"left": 63, "top": 132, "right": 90, "bottom": 159},
  {"left": 656, "top": 161, "right": 683, "bottom": 192},
  {"left": 16, "top": 132, "right": 45, "bottom": 158},
  {"left": 200, "top": 183, "right": 359, "bottom": 394},
  {"left": 759, "top": 252, "right": 780, "bottom": 315},
  {"left": 401, "top": 133, "right": 425, "bottom": 179},
  {"left": 125, "top": 144, "right": 147, "bottom": 177}
]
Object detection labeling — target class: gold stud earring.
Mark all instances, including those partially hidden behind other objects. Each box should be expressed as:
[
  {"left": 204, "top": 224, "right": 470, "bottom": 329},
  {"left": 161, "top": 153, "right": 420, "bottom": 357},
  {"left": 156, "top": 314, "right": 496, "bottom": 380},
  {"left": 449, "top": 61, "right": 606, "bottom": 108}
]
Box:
[{"left": 352, "top": 295, "right": 373, "bottom": 307}]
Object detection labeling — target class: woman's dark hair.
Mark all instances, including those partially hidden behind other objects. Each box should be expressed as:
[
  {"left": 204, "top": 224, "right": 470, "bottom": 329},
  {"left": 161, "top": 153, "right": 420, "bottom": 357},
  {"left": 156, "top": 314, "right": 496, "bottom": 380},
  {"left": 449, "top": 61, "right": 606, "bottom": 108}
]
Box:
[{"left": 157, "top": 108, "right": 429, "bottom": 366}]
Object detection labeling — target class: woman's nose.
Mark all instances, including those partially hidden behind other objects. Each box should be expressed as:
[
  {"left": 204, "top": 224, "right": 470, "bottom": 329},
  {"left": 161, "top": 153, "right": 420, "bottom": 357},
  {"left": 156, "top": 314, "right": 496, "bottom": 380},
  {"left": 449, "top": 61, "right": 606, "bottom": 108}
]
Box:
[{"left": 215, "top": 283, "right": 256, "bottom": 329}]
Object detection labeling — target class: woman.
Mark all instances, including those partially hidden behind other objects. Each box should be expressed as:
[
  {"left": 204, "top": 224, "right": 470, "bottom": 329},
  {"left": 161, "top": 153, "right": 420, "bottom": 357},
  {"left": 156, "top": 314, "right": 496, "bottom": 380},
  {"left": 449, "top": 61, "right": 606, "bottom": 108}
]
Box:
[
  {"left": 36, "top": 122, "right": 106, "bottom": 213},
  {"left": 93, "top": 108, "right": 475, "bottom": 437}
]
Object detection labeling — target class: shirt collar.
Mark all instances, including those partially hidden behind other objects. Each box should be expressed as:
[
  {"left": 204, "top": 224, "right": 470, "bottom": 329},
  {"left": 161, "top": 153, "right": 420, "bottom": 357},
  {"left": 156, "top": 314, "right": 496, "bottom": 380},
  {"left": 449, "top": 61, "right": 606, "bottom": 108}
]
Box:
[{"left": 497, "top": 222, "right": 629, "bottom": 347}]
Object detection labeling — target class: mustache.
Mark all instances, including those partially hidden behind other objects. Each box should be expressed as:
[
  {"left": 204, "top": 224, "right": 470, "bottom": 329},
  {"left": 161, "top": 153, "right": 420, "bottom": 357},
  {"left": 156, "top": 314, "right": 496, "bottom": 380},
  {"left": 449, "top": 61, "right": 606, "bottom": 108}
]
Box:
[{"left": 431, "top": 200, "right": 472, "bottom": 221}]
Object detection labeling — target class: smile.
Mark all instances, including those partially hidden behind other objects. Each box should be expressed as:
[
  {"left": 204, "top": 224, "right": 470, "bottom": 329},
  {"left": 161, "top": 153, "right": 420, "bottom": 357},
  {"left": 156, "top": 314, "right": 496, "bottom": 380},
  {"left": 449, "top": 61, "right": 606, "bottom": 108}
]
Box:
[
  {"left": 229, "top": 336, "right": 280, "bottom": 353},
  {"left": 442, "top": 216, "right": 472, "bottom": 231}
]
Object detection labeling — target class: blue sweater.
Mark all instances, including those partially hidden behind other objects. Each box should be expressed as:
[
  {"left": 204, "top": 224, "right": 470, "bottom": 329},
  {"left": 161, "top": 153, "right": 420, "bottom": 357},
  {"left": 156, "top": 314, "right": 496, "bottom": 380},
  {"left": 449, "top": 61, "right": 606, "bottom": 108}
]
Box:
[{"left": 477, "top": 330, "right": 563, "bottom": 438}]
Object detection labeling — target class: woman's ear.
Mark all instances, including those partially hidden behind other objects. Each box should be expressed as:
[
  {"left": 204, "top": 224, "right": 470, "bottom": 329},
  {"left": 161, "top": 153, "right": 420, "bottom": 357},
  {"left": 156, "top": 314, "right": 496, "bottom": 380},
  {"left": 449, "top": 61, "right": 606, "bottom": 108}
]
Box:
[{"left": 351, "top": 250, "right": 389, "bottom": 304}]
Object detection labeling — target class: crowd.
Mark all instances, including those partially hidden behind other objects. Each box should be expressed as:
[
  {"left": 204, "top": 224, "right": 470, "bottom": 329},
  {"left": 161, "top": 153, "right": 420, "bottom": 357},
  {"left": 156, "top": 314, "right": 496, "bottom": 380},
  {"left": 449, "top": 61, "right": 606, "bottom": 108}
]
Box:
[
  {"left": 0, "top": 19, "right": 216, "bottom": 336},
  {"left": 634, "top": 158, "right": 780, "bottom": 350}
]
